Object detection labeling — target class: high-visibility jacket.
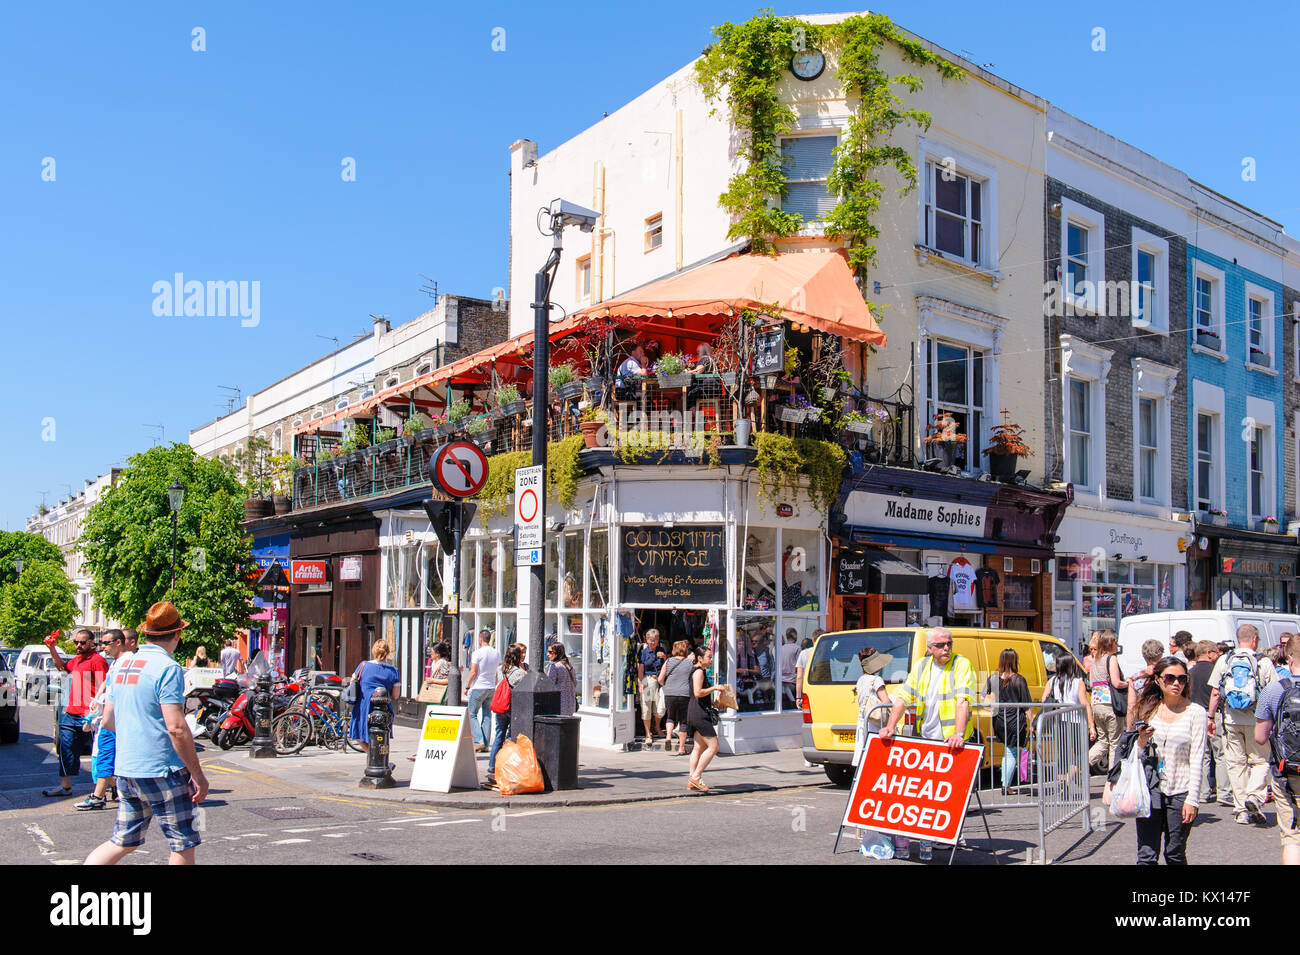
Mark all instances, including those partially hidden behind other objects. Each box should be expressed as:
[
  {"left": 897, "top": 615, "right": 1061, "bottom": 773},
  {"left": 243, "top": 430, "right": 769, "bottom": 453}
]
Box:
[{"left": 898, "top": 653, "right": 976, "bottom": 740}]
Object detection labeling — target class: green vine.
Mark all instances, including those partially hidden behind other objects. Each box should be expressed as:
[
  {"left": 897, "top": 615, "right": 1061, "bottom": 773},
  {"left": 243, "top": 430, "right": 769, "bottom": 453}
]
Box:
[
  {"left": 695, "top": 10, "right": 963, "bottom": 279},
  {"left": 752, "top": 433, "right": 846, "bottom": 519},
  {"left": 476, "top": 435, "right": 586, "bottom": 519}
]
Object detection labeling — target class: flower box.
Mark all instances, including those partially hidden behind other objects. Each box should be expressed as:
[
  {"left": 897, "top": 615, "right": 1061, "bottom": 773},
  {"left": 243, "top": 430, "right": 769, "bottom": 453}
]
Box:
[
  {"left": 1196, "top": 330, "right": 1221, "bottom": 350},
  {"left": 777, "top": 406, "right": 808, "bottom": 424},
  {"left": 719, "top": 372, "right": 738, "bottom": 387},
  {"left": 1258, "top": 520, "right": 1281, "bottom": 533},
  {"left": 656, "top": 373, "right": 693, "bottom": 389},
  {"left": 557, "top": 381, "right": 584, "bottom": 400},
  {"left": 1202, "top": 511, "right": 1228, "bottom": 527},
  {"left": 1249, "top": 348, "right": 1271, "bottom": 367},
  {"left": 843, "top": 420, "right": 874, "bottom": 435}
]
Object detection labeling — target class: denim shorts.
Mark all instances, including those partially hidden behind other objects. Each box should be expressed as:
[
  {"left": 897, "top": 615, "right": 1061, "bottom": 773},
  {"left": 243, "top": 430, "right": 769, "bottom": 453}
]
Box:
[{"left": 112, "top": 770, "right": 202, "bottom": 852}]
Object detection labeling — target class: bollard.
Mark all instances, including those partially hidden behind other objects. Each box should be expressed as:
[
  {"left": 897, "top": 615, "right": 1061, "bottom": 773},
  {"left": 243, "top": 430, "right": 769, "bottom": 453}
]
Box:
[
  {"left": 359, "top": 687, "right": 395, "bottom": 789},
  {"left": 249, "top": 675, "right": 276, "bottom": 759}
]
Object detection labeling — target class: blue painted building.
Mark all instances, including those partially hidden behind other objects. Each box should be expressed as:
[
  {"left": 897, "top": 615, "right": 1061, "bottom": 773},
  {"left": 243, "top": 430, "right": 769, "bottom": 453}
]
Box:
[{"left": 1184, "top": 188, "right": 1297, "bottom": 612}]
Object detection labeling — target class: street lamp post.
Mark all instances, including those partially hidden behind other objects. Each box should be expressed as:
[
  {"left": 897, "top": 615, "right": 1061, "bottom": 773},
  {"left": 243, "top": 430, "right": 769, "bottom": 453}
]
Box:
[
  {"left": 168, "top": 482, "right": 185, "bottom": 592},
  {"left": 13, "top": 558, "right": 23, "bottom": 578}
]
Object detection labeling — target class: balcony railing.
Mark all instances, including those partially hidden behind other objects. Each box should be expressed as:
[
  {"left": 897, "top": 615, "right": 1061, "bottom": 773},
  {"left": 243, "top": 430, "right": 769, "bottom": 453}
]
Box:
[{"left": 289, "top": 373, "right": 915, "bottom": 512}]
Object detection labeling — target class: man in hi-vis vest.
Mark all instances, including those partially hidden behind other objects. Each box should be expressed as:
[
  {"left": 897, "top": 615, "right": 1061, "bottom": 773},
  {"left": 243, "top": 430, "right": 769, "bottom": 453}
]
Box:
[{"left": 879, "top": 627, "right": 975, "bottom": 753}]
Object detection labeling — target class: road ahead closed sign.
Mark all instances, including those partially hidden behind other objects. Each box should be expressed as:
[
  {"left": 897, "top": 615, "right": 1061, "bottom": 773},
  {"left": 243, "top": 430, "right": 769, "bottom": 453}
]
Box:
[{"left": 841, "top": 735, "right": 983, "bottom": 845}]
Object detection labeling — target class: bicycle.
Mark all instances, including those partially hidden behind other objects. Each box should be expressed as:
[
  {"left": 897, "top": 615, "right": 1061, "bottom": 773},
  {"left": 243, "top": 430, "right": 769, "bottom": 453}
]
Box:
[{"left": 272, "top": 690, "right": 362, "bottom": 754}]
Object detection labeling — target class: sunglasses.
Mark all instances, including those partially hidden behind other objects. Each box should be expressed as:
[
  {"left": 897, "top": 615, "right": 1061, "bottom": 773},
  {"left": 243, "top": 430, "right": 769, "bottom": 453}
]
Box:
[
  {"left": 1160, "top": 674, "right": 1188, "bottom": 686},
  {"left": 930, "top": 641, "right": 952, "bottom": 649}
]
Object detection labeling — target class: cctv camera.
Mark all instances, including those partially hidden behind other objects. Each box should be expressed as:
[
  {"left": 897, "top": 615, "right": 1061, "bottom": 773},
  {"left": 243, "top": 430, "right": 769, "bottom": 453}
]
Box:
[{"left": 549, "top": 198, "right": 600, "bottom": 233}]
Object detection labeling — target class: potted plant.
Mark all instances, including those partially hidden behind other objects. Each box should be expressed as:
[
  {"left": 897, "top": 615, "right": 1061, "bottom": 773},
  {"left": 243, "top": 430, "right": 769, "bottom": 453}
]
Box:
[
  {"left": 923, "top": 412, "right": 966, "bottom": 469},
  {"left": 1196, "top": 327, "right": 1221, "bottom": 350},
  {"left": 445, "top": 399, "right": 471, "bottom": 432},
  {"left": 653, "top": 353, "right": 692, "bottom": 389},
  {"left": 401, "top": 413, "right": 428, "bottom": 439},
  {"left": 1249, "top": 347, "right": 1271, "bottom": 367},
  {"left": 268, "top": 452, "right": 298, "bottom": 514},
  {"left": 466, "top": 415, "right": 491, "bottom": 449},
  {"left": 341, "top": 423, "right": 370, "bottom": 461},
  {"left": 983, "top": 412, "right": 1033, "bottom": 480},
  {"left": 550, "top": 364, "right": 583, "bottom": 400},
  {"left": 1204, "top": 508, "right": 1228, "bottom": 527},
  {"left": 579, "top": 406, "right": 610, "bottom": 449},
  {"left": 1259, "top": 515, "right": 1280, "bottom": 533},
  {"left": 496, "top": 384, "right": 525, "bottom": 417},
  {"left": 840, "top": 410, "right": 880, "bottom": 435}
]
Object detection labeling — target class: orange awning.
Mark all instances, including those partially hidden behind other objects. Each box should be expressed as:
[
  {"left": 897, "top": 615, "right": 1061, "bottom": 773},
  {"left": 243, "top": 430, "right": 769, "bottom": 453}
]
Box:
[{"left": 570, "top": 250, "right": 885, "bottom": 346}]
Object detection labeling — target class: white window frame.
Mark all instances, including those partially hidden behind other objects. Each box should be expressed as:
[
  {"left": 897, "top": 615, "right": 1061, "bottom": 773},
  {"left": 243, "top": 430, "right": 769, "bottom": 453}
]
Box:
[
  {"left": 1244, "top": 282, "right": 1276, "bottom": 372},
  {"left": 1192, "top": 380, "right": 1226, "bottom": 515},
  {"left": 1059, "top": 198, "right": 1106, "bottom": 314},
  {"left": 576, "top": 254, "right": 592, "bottom": 302},
  {"left": 1191, "top": 262, "right": 1226, "bottom": 356},
  {"left": 777, "top": 127, "right": 843, "bottom": 230},
  {"left": 925, "top": 338, "right": 989, "bottom": 466},
  {"left": 1130, "top": 228, "right": 1169, "bottom": 334},
  {"left": 1246, "top": 395, "right": 1276, "bottom": 523},
  {"left": 916, "top": 138, "right": 1000, "bottom": 272},
  {"left": 644, "top": 213, "right": 663, "bottom": 253},
  {"left": 1060, "top": 335, "right": 1113, "bottom": 503},
  {"left": 916, "top": 296, "right": 1005, "bottom": 464},
  {"left": 1131, "top": 357, "right": 1177, "bottom": 511}
]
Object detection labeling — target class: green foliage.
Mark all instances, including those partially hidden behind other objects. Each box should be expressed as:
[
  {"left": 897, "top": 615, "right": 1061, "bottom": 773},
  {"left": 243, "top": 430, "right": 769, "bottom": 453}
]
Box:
[
  {"left": 476, "top": 436, "right": 587, "bottom": 519},
  {"left": 340, "top": 423, "right": 370, "bottom": 453},
  {"left": 548, "top": 364, "right": 576, "bottom": 388},
  {"left": 0, "top": 531, "right": 65, "bottom": 588},
  {"left": 653, "top": 352, "right": 687, "bottom": 376},
  {"left": 466, "top": 416, "right": 489, "bottom": 436},
  {"left": 445, "top": 399, "right": 470, "bottom": 423},
  {"left": 0, "top": 559, "right": 77, "bottom": 647},
  {"left": 266, "top": 453, "right": 298, "bottom": 496},
  {"left": 402, "top": 413, "right": 428, "bottom": 436},
  {"left": 374, "top": 428, "right": 397, "bottom": 444},
  {"left": 235, "top": 435, "right": 273, "bottom": 498},
  {"left": 696, "top": 10, "right": 963, "bottom": 278},
  {"left": 752, "top": 433, "right": 846, "bottom": 519},
  {"left": 495, "top": 384, "right": 520, "bottom": 405},
  {"left": 79, "top": 443, "right": 255, "bottom": 660}
]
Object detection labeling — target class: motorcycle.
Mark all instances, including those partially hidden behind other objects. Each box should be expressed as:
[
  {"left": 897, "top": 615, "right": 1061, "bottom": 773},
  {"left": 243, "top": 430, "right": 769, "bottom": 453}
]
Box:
[
  {"left": 187, "top": 678, "right": 240, "bottom": 740},
  {"left": 215, "top": 654, "right": 290, "bottom": 750}
]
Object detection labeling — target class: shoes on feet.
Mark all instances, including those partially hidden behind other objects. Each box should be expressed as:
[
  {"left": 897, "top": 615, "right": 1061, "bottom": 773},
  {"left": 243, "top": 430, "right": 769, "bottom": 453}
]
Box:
[
  {"left": 42, "top": 787, "right": 72, "bottom": 798},
  {"left": 73, "top": 794, "right": 106, "bottom": 811},
  {"left": 1235, "top": 811, "right": 1253, "bottom": 825},
  {"left": 1245, "top": 797, "right": 1267, "bottom": 824}
]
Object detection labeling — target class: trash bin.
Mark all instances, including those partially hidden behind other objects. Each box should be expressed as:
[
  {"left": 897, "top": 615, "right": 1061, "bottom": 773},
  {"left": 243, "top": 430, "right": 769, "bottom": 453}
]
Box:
[{"left": 533, "top": 715, "right": 581, "bottom": 791}]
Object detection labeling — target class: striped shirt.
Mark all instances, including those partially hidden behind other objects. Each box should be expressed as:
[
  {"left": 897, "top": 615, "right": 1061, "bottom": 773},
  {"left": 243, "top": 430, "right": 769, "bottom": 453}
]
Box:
[{"left": 1147, "top": 703, "right": 1208, "bottom": 807}]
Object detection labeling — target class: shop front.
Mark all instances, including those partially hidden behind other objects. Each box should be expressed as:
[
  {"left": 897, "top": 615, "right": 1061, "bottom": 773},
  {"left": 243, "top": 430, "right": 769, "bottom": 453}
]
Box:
[
  {"left": 250, "top": 533, "right": 291, "bottom": 662},
  {"left": 831, "top": 467, "right": 1069, "bottom": 638},
  {"left": 1052, "top": 508, "right": 1189, "bottom": 654},
  {"left": 452, "top": 465, "right": 829, "bottom": 754},
  {"left": 376, "top": 510, "right": 448, "bottom": 722},
  {"left": 287, "top": 516, "right": 380, "bottom": 679},
  {"left": 1186, "top": 523, "right": 1298, "bottom": 613}
]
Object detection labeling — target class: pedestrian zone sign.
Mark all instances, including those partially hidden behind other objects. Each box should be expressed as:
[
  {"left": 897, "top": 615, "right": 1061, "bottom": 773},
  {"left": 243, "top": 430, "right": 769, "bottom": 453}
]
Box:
[
  {"left": 409, "top": 705, "right": 479, "bottom": 793},
  {"left": 840, "top": 735, "right": 983, "bottom": 846}
]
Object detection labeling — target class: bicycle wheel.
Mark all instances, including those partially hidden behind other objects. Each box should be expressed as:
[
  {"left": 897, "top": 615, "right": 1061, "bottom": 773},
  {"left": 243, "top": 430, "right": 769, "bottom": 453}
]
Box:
[{"left": 272, "top": 712, "right": 312, "bottom": 755}]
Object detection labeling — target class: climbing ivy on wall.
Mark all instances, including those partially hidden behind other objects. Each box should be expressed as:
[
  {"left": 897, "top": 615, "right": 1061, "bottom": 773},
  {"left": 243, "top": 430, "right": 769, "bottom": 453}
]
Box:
[{"left": 695, "top": 10, "right": 964, "bottom": 279}]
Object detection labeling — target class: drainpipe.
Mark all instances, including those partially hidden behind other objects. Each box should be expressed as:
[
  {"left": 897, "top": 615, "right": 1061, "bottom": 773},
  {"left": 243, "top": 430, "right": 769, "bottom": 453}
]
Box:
[
  {"left": 594, "top": 162, "right": 606, "bottom": 302},
  {"left": 675, "top": 109, "right": 684, "bottom": 271}
]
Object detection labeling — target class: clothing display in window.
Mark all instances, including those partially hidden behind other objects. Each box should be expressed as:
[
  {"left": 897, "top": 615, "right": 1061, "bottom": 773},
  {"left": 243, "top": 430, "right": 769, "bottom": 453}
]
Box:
[
  {"left": 948, "top": 557, "right": 978, "bottom": 612},
  {"left": 975, "top": 568, "right": 1000, "bottom": 609},
  {"left": 927, "top": 575, "right": 949, "bottom": 618}
]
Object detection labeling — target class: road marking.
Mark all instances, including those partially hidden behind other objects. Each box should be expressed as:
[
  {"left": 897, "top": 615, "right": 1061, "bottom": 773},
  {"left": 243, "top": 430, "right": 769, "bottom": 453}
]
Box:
[
  {"left": 41, "top": 753, "right": 59, "bottom": 765},
  {"left": 270, "top": 838, "right": 311, "bottom": 845},
  {"left": 52, "top": 859, "right": 80, "bottom": 865},
  {"left": 417, "top": 819, "right": 482, "bottom": 828},
  {"left": 319, "top": 796, "right": 385, "bottom": 809},
  {"left": 505, "top": 810, "right": 558, "bottom": 818},
  {"left": 25, "top": 824, "right": 55, "bottom": 856},
  {"left": 322, "top": 833, "right": 349, "bottom": 838}
]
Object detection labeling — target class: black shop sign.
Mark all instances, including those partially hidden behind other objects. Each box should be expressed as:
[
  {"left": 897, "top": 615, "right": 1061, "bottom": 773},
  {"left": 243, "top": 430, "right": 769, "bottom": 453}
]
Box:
[
  {"left": 620, "top": 525, "right": 726, "bottom": 604},
  {"left": 835, "top": 554, "right": 869, "bottom": 596}
]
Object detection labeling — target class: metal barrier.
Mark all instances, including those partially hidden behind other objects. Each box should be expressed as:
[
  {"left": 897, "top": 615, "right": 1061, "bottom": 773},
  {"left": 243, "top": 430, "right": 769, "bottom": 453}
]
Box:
[{"left": 850, "top": 699, "right": 1092, "bottom": 863}]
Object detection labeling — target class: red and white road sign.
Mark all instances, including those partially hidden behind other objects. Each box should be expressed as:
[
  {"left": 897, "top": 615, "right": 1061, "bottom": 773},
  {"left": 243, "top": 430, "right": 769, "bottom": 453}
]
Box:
[
  {"left": 432, "top": 441, "right": 489, "bottom": 498},
  {"left": 840, "top": 735, "right": 983, "bottom": 845},
  {"left": 514, "top": 464, "right": 544, "bottom": 565}
]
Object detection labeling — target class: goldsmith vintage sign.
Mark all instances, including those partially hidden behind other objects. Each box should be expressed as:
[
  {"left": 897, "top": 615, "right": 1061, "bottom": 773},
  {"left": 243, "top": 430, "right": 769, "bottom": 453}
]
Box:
[{"left": 620, "top": 525, "right": 726, "bottom": 604}]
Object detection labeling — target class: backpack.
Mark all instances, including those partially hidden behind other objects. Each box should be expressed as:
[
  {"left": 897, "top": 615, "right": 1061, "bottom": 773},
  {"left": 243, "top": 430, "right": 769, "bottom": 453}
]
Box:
[
  {"left": 1269, "top": 678, "right": 1300, "bottom": 775},
  {"left": 1222, "top": 649, "right": 1260, "bottom": 711}
]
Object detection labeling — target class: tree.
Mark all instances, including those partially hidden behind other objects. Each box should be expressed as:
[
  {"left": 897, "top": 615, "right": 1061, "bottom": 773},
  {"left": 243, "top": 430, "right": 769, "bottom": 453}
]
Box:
[
  {"left": 0, "top": 559, "right": 78, "bottom": 647},
  {"left": 80, "top": 443, "right": 255, "bottom": 660},
  {"left": 0, "top": 530, "right": 65, "bottom": 588}
]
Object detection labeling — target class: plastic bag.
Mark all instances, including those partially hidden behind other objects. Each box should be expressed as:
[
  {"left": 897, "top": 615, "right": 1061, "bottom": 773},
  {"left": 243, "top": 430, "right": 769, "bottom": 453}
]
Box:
[
  {"left": 496, "top": 734, "right": 545, "bottom": 795},
  {"left": 858, "top": 830, "right": 895, "bottom": 860},
  {"left": 1108, "top": 747, "right": 1151, "bottom": 819}
]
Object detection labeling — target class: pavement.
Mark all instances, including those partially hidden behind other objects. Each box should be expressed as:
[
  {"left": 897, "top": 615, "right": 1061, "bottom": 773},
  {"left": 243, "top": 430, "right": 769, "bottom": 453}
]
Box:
[{"left": 222, "top": 719, "right": 824, "bottom": 808}]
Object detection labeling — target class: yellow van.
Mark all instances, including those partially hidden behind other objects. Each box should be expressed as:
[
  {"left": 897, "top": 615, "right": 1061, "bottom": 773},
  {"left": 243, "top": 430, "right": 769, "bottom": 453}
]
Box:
[{"left": 800, "top": 627, "right": 1083, "bottom": 786}]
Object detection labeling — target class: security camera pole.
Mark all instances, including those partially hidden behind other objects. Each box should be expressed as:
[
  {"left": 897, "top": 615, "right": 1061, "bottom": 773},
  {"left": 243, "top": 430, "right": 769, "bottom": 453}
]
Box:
[{"left": 514, "top": 198, "right": 599, "bottom": 750}]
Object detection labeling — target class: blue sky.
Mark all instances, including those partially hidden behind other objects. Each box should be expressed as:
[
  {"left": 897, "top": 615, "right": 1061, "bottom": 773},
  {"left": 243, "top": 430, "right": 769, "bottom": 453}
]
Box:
[{"left": 2, "top": 0, "right": 1295, "bottom": 531}]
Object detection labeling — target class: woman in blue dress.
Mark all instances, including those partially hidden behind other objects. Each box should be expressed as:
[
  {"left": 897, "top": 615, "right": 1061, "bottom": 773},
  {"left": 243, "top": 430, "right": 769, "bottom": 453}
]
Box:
[{"left": 347, "top": 639, "right": 402, "bottom": 753}]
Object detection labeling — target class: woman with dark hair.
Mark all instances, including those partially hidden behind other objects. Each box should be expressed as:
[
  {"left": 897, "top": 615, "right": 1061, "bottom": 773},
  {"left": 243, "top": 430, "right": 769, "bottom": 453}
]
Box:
[
  {"left": 486, "top": 643, "right": 528, "bottom": 786},
  {"left": 1043, "top": 655, "right": 1097, "bottom": 743},
  {"left": 546, "top": 642, "right": 577, "bottom": 717},
  {"left": 685, "top": 645, "right": 720, "bottom": 791},
  {"left": 1088, "top": 630, "right": 1128, "bottom": 773},
  {"left": 984, "top": 648, "right": 1031, "bottom": 795},
  {"left": 1107, "top": 656, "right": 1206, "bottom": 865}
]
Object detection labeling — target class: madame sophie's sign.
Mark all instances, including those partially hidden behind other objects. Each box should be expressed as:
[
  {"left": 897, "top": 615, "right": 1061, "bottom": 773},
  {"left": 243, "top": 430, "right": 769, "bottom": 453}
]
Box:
[
  {"left": 844, "top": 491, "right": 986, "bottom": 539},
  {"left": 620, "top": 525, "right": 726, "bottom": 604}
]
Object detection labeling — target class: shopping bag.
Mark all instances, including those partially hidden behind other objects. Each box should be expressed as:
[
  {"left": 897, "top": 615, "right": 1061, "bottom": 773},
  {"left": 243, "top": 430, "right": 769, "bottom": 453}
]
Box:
[
  {"left": 1108, "top": 747, "right": 1151, "bottom": 819},
  {"left": 713, "top": 683, "right": 738, "bottom": 711},
  {"left": 417, "top": 679, "right": 447, "bottom": 704},
  {"left": 496, "top": 734, "right": 546, "bottom": 795},
  {"left": 1018, "top": 746, "right": 1031, "bottom": 784}
]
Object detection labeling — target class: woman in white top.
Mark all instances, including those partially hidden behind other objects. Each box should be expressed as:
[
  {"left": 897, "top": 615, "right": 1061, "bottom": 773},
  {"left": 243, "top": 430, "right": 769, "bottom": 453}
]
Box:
[
  {"left": 1041, "top": 655, "right": 1095, "bottom": 784},
  {"left": 1125, "top": 656, "right": 1206, "bottom": 865},
  {"left": 851, "top": 647, "right": 893, "bottom": 768}
]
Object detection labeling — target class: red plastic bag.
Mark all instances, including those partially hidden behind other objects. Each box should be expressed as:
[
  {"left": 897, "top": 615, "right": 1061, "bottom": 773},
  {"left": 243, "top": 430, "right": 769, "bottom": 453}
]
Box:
[{"left": 496, "top": 734, "right": 545, "bottom": 795}]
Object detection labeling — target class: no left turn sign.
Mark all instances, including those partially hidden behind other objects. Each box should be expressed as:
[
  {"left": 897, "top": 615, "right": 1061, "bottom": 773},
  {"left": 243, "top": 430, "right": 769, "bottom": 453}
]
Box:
[{"left": 431, "top": 441, "right": 489, "bottom": 498}]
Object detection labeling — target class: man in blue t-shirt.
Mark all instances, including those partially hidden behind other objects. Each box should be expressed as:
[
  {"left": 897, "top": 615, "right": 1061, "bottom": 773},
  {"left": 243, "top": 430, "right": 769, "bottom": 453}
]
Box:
[
  {"left": 636, "top": 629, "right": 667, "bottom": 742},
  {"left": 85, "top": 602, "right": 209, "bottom": 866}
]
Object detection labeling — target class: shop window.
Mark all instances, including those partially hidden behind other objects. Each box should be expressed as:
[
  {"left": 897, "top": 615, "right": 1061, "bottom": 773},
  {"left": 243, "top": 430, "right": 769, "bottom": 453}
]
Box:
[
  {"left": 735, "top": 615, "right": 778, "bottom": 713},
  {"left": 501, "top": 550, "right": 517, "bottom": 608},
  {"left": 460, "top": 541, "right": 477, "bottom": 608},
  {"left": 545, "top": 537, "right": 560, "bottom": 608},
  {"left": 479, "top": 540, "right": 498, "bottom": 609},
  {"left": 781, "top": 530, "right": 821, "bottom": 611},
  {"left": 548, "top": 612, "right": 584, "bottom": 707},
  {"left": 562, "top": 531, "right": 584, "bottom": 608},
  {"left": 587, "top": 613, "right": 616, "bottom": 710},
  {"left": 588, "top": 530, "right": 609, "bottom": 609},
  {"left": 423, "top": 545, "right": 444, "bottom": 609},
  {"left": 739, "top": 527, "right": 779, "bottom": 609},
  {"left": 1001, "top": 575, "right": 1035, "bottom": 611}
]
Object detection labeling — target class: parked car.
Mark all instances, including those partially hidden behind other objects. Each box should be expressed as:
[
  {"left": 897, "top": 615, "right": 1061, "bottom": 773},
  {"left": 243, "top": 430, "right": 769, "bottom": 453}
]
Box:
[
  {"left": 801, "top": 626, "right": 1083, "bottom": 786},
  {"left": 0, "top": 654, "right": 18, "bottom": 743},
  {"left": 0, "top": 647, "right": 19, "bottom": 671},
  {"left": 1116, "top": 610, "right": 1300, "bottom": 680},
  {"left": 14, "top": 645, "right": 61, "bottom": 705}
]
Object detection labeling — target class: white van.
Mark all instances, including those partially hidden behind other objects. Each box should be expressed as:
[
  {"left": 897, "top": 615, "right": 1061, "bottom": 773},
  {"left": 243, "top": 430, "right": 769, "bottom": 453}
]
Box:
[
  {"left": 1116, "top": 611, "right": 1300, "bottom": 679},
  {"left": 13, "top": 645, "right": 60, "bottom": 703}
]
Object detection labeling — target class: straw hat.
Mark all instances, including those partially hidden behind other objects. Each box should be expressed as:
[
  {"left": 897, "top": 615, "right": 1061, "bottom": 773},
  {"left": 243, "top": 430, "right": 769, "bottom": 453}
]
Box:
[
  {"left": 859, "top": 646, "right": 892, "bottom": 675},
  {"left": 139, "top": 601, "right": 190, "bottom": 637}
]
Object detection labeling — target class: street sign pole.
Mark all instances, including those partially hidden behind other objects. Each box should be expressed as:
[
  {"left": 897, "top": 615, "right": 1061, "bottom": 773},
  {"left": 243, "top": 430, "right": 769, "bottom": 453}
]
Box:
[{"left": 447, "top": 502, "right": 463, "bottom": 706}]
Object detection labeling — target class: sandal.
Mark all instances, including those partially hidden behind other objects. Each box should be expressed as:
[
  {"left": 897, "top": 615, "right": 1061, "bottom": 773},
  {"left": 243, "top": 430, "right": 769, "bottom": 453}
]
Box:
[
  {"left": 42, "top": 787, "right": 72, "bottom": 798},
  {"left": 687, "top": 776, "right": 709, "bottom": 792}
]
